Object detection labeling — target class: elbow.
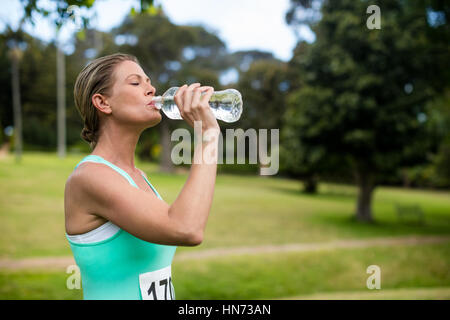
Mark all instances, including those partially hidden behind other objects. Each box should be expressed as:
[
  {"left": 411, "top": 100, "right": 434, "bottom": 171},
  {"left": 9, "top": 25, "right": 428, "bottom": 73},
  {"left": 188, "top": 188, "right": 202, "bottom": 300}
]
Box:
[
  {"left": 169, "top": 209, "right": 204, "bottom": 246},
  {"left": 185, "top": 230, "right": 203, "bottom": 246}
]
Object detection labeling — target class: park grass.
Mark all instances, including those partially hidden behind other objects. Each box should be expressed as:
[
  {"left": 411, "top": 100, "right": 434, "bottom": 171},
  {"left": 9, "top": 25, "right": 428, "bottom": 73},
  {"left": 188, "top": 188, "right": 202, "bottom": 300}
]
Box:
[
  {"left": 282, "top": 287, "right": 450, "bottom": 300},
  {"left": 1, "top": 152, "right": 449, "bottom": 300},
  {"left": 0, "top": 243, "right": 448, "bottom": 300},
  {"left": 1, "top": 152, "right": 449, "bottom": 258}
]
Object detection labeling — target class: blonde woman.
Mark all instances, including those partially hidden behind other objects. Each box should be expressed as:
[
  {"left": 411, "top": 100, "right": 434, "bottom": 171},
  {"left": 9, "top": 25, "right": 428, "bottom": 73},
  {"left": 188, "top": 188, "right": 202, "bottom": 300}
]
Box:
[{"left": 64, "top": 53, "right": 220, "bottom": 300}]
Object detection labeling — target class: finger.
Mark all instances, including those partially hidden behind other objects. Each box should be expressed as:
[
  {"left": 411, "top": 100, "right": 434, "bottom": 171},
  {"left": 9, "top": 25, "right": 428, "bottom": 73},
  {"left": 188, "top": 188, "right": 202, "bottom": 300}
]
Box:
[
  {"left": 181, "top": 83, "right": 199, "bottom": 125},
  {"left": 174, "top": 84, "right": 188, "bottom": 110},
  {"left": 174, "top": 85, "right": 191, "bottom": 122},
  {"left": 200, "top": 87, "right": 214, "bottom": 105},
  {"left": 197, "top": 86, "right": 213, "bottom": 95},
  {"left": 183, "top": 83, "right": 201, "bottom": 112},
  {"left": 188, "top": 82, "right": 201, "bottom": 89},
  {"left": 191, "top": 86, "right": 207, "bottom": 109},
  {"left": 175, "top": 84, "right": 187, "bottom": 99}
]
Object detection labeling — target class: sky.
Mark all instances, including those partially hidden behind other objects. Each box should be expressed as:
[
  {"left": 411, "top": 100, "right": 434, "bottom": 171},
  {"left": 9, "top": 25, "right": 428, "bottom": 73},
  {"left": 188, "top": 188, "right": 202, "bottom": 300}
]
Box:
[{"left": 0, "top": 0, "right": 314, "bottom": 62}]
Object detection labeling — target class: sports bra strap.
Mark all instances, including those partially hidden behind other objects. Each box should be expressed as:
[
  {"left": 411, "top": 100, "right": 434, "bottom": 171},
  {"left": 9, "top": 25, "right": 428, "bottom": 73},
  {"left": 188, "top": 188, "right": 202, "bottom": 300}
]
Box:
[
  {"left": 74, "top": 155, "right": 163, "bottom": 199},
  {"left": 75, "top": 155, "right": 138, "bottom": 188}
]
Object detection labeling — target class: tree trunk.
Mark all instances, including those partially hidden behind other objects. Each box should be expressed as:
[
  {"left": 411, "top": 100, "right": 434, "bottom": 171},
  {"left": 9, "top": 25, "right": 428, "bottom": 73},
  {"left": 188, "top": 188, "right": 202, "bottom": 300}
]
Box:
[
  {"left": 355, "top": 171, "right": 375, "bottom": 223},
  {"left": 10, "top": 50, "right": 22, "bottom": 163},
  {"left": 159, "top": 118, "right": 174, "bottom": 173},
  {"left": 57, "top": 45, "right": 66, "bottom": 158},
  {"left": 401, "top": 169, "right": 411, "bottom": 188},
  {"left": 303, "top": 175, "right": 318, "bottom": 194}
]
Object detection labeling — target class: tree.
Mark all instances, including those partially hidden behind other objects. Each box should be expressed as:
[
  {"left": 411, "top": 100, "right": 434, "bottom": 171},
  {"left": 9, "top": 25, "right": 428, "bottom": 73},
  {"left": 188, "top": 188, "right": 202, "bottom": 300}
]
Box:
[
  {"left": 19, "top": 0, "right": 156, "bottom": 28},
  {"left": 281, "top": 85, "right": 349, "bottom": 193},
  {"left": 284, "top": 0, "right": 450, "bottom": 222},
  {"left": 281, "top": 41, "right": 328, "bottom": 193},
  {"left": 18, "top": 0, "right": 157, "bottom": 158},
  {"left": 234, "top": 59, "right": 288, "bottom": 174},
  {"left": 19, "top": 0, "right": 97, "bottom": 158},
  {"left": 236, "top": 59, "right": 288, "bottom": 130},
  {"left": 3, "top": 23, "right": 27, "bottom": 163},
  {"left": 425, "top": 88, "right": 450, "bottom": 188}
]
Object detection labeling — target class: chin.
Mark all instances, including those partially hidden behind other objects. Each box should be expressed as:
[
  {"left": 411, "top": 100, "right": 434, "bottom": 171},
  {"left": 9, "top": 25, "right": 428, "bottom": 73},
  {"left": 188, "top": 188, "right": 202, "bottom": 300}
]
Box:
[{"left": 145, "top": 113, "right": 162, "bottom": 128}]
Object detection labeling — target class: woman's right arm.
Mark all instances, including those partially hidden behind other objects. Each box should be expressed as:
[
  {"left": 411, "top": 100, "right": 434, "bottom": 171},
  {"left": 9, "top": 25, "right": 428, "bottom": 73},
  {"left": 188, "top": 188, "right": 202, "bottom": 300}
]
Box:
[
  {"left": 67, "top": 165, "right": 199, "bottom": 246},
  {"left": 167, "top": 83, "right": 220, "bottom": 245},
  {"left": 67, "top": 83, "right": 220, "bottom": 246}
]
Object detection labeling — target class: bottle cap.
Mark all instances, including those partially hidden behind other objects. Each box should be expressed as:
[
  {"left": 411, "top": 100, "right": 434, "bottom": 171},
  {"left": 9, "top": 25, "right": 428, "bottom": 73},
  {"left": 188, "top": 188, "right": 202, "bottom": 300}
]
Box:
[{"left": 152, "top": 96, "right": 163, "bottom": 110}]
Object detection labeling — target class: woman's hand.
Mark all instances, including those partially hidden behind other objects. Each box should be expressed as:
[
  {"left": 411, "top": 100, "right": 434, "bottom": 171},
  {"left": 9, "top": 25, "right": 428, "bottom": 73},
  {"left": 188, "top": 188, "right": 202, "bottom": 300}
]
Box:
[{"left": 173, "top": 83, "right": 220, "bottom": 132}]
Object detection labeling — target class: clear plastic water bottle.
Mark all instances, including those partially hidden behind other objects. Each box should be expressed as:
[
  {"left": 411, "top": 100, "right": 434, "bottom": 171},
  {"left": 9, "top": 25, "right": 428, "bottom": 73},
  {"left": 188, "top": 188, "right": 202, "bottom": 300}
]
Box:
[{"left": 152, "top": 87, "right": 243, "bottom": 123}]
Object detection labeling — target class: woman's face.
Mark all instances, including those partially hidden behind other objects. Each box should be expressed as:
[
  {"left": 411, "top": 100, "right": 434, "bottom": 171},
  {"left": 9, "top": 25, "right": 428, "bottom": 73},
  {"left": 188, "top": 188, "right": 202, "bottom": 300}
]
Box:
[{"left": 107, "top": 60, "right": 161, "bottom": 128}]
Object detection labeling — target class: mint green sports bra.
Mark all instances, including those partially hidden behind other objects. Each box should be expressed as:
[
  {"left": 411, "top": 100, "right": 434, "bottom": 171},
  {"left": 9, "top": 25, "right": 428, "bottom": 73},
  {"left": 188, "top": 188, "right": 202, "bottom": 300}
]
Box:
[{"left": 66, "top": 155, "right": 177, "bottom": 300}]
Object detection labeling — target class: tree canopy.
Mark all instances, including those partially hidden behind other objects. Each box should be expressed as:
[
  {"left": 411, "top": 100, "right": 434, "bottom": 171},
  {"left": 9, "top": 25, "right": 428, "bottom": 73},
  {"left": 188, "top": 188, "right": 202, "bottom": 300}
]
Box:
[{"left": 283, "top": 0, "right": 450, "bottom": 221}]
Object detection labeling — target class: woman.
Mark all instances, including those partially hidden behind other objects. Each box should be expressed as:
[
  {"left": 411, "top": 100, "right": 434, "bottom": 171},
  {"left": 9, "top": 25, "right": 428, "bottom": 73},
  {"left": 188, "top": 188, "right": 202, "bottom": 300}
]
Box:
[{"left": 64, "top": 53, "right": 220, "bottom": 300}]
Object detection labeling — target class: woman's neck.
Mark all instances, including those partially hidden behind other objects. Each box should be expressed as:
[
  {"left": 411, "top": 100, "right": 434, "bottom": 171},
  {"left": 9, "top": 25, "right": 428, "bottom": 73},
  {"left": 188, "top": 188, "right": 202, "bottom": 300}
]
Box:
[{"left": 91, "top": 122, "right": 143, "bottom": 173}]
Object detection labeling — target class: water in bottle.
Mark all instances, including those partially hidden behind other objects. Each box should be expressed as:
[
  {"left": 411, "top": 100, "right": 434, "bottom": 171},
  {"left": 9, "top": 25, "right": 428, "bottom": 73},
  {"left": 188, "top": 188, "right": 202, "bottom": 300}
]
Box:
[{"left": 152, "top": 87, "right": 243, "bottom": 123}]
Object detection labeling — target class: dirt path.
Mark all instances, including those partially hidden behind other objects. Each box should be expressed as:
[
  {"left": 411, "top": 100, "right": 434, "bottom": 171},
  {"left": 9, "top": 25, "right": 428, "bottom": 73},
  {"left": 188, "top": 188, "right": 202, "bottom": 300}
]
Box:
[
  {"left": 1, "top": 235, "right": 449, "bottom": 271},
  {"left": 277, "top": 286, "right": 450, "bottom": 300}
]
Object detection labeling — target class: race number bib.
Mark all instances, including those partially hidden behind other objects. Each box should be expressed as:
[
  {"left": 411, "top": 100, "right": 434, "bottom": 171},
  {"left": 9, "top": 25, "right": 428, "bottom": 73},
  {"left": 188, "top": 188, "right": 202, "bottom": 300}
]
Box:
[{"left": 139, "top": 265, "right": 175, "bottom": 300}]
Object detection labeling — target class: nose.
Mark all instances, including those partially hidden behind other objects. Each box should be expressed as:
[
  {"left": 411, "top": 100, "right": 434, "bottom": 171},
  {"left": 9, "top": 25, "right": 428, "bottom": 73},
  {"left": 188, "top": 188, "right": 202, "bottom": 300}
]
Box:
[{"left": 145, "top": 84, "right": 156, "bottom": 96}]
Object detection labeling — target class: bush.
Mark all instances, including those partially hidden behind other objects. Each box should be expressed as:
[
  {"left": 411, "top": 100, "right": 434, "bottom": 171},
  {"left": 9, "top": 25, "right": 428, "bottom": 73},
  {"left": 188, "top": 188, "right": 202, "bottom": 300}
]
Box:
[
  {"left": 217, "top": 162, "right": 259, "bottom": 175},
  {"left": 67, "top": 140, "right": 91, "bottom": 154}
]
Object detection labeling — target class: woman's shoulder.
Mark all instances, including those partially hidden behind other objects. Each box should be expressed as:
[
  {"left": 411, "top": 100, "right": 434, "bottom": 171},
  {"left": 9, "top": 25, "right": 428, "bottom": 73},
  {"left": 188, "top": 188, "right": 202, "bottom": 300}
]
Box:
[
  {"left": 66, "top": 161, "right": 104, "bottom": 185},
  {"left": 65, "top": 162, "right": 112, "bottom": 235},
  {"left": 66, "top": 161, "right": 123, "bottom": 190},
  {"left": 65, "top": 162, "right": 102, "bottom": 208}
]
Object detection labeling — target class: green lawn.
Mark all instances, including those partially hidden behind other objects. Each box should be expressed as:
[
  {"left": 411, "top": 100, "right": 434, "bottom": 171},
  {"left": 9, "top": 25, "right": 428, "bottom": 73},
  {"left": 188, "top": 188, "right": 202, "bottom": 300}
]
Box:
[
  {"left": 1, "top": 152, "right": 449, "bottom": 258},
  {"left": 0, "top": 152, "right": 449, "bottom": 299},
  {"left": 1, "top": 243, "right": 448, "bottom": 299}
]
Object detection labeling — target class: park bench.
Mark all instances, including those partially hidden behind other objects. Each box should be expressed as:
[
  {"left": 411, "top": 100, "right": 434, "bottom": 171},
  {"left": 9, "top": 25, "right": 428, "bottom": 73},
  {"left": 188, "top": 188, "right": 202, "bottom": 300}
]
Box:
[{"left": 395, "top": 203, "right": 425, "bottom": 225}]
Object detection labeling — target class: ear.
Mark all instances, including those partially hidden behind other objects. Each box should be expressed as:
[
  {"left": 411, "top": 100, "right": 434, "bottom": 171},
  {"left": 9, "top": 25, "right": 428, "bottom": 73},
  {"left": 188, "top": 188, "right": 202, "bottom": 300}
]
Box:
[{"left": 92, "top": 93, "right": 112, "bottom": 115}]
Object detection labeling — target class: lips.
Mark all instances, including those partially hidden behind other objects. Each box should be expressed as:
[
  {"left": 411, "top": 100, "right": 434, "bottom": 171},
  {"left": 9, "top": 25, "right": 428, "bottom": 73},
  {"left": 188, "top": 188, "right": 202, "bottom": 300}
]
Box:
[{"left": 146, "top": 100, "right": 158, "bottom": 109}]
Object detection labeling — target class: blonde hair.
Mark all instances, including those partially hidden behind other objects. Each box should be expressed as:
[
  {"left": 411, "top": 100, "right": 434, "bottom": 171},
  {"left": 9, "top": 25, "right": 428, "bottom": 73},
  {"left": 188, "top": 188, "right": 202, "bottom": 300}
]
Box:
[{"left": 74, "top": 53, "right": 139, "bottom": 149}]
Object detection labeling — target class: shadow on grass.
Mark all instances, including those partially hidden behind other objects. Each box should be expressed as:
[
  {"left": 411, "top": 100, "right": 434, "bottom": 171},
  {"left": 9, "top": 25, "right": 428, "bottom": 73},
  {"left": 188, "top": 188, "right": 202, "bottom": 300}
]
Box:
[
  {"left": 266, "top": 184, "right": 357, "bottom": 202},
  {"left": 310, "top": 210, "right": 450, "bottom": 238},
  {"left": 266, "top": 184, "right": 450, "bottom": 237}
]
